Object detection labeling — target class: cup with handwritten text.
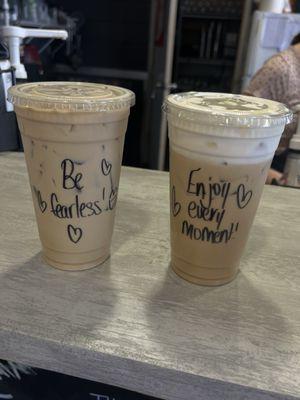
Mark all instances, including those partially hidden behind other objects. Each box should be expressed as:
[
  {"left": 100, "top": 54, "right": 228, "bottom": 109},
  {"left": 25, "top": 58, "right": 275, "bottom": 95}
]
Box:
[
  {"left": 163, "top": 93, "right": 292, "bottom": 285},
  {"left": 8, "top": 82, "right": 135, "bottom": 270}
]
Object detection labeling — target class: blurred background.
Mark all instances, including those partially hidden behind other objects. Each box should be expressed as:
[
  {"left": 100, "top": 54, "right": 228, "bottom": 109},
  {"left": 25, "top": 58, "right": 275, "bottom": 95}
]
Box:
[{"left": 1, "top": 0, "right": 299, "bottom": 170}]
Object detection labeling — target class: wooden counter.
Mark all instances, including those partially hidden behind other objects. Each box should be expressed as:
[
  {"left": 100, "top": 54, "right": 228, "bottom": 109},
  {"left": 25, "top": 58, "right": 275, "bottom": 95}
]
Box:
[{"left": 0, "top": 153, "right": 299, "bottom": 400}]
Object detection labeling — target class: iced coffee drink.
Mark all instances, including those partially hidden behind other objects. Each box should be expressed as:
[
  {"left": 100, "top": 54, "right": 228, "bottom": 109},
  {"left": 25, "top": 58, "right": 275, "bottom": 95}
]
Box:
[
  {"left": 164, "top": 93, "right": 292, "bottom": 285},
  {"left": 8, "top": 82, "right": 135, "bottom": 270}
]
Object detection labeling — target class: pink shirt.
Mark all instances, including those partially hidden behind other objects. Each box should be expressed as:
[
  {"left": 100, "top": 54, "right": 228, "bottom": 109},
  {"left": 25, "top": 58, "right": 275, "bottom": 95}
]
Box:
[{"left": 244, "top": 44, "right": 300, "bottom": 152}]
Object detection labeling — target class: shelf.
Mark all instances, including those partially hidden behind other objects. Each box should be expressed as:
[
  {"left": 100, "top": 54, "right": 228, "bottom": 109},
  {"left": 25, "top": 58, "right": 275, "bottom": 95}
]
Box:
[
  {"left": 52, "top": 63, "right": 149, "bottom": 81},
  {"left": 179, "top": 57, "right": 235, "bottom": 66},
  {"left": 181, "top": 13, "right": 241, "bottom": 21},
  {"left": 16, "top": 19, "right": 67, "bottom": 29}
]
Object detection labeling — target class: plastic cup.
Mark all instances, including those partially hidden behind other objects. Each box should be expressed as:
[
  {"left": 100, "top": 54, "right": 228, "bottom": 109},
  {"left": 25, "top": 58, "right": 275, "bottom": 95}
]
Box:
[
  {"left": 8, "top": 82, "right": 135, "bottom": 270},
  {"left": 163, "top": 92, "right": 292, "bottom": 286}
]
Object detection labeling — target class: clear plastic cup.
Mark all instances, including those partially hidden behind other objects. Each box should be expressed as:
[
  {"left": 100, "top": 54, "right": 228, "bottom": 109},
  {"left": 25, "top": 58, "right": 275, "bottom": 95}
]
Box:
[
  {"left": 8, "top": 82, "right": 135, "bottom": 270},
  {"left": 163, "top": 92, "right": 292, "bottom": 286}
]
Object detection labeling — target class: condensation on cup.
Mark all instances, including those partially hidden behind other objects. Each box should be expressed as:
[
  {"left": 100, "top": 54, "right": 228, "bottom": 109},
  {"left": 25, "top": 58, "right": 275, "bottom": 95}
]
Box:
[
  {"left": 163, "top": 92, "right": 292, "bottom": 286},
  {"left": 8, "top": 81, "right": 135, "bottom": 271}
]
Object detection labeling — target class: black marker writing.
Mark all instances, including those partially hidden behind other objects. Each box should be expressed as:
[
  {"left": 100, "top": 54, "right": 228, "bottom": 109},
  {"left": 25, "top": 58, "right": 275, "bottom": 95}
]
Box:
[
  {"left": 50, "top": 193, "right": 102, "bottom": 219},
  {"left": 236, "top": 184, "right": 252, "bottom": 209},
  {"left": 33, "top": 186, "right": 47, "bottom": 213},
  {"left": 188, "top": 201, "right": 225, "bottom": 230},
  {"left": 187, "top": 168, "right": 231, "bottom": 209},
  {"left": 109, "top": 187, "right": 118, "bottom": 210},
  {"left": 61, "top": 159, "right": 84, "bottom": 191},
  {"left": 173, "top": 163, "right": 257, "bottom": 245},
  {"left": 186, "top": 168, "right": 201, "bottom": 195},
  {"left": 101, "top": 158, "right": 112, "bottom": 176},
  {"left": 182, "top": 220, "right": 239, "bottom": 244},
  {"left": 100, "top": 157, "right": 118, "bottom": 211},
  {"left": 172, "top": 186, "right": 181, "bottom": 217},
  {"left": 67, "top": 224, "right": 83, "bottom": 244}
]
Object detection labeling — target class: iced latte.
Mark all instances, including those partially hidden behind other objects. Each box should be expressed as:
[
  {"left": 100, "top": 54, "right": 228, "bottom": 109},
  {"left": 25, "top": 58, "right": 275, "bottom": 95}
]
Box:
[
  {"left": 164, "top": 93, "right": 292, "bottom": 285},
  {"left": 8, "top": 82, "right": 135, "bottom": 270}
]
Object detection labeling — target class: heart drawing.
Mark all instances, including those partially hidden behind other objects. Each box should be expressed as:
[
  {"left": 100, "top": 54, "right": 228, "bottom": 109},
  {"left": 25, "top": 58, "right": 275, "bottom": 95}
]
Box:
[
  {"left": 38, "top": 198, "right": 47, "bottom": 213},
  {"left": 236, "top": 184, "right": 252, "bottom": 209},
  {"left": 109, "top": 187, "right": 118, "bottom": 210},
  {"left": 172, "top": 186, "right": 181, "bottom": 217},
  {"left": 101, "top": 158, "right": 112, "bottom": 176},
  {"left": 67, "top": 224, "right": 83, "bottom": 244},
  {"left": 33, "top": 186, "right": 47, "bottom": 213}
]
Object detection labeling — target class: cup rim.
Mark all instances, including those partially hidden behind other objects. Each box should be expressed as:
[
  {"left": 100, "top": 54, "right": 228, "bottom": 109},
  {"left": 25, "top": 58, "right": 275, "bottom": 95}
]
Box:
[
  {"left": 8, "top": 81, "right": 135, "bottom": 113},
  {"left": 163, "top": 92, "right": 293, "bottom": 129}
]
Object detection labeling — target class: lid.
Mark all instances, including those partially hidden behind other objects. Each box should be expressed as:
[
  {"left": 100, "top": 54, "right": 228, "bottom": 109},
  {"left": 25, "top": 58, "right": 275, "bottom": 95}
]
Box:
[
  {"left": 163, "top": 92, "right": 292, "bottom": 128},
  {"left": 8, "top": 81, "right": 135, "bottom": 112}
]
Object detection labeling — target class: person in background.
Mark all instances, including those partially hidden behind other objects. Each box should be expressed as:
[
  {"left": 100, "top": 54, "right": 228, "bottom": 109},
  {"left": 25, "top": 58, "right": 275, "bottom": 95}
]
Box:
[{"left": 244, "top": 34, "right": 300, "bottom": 184}]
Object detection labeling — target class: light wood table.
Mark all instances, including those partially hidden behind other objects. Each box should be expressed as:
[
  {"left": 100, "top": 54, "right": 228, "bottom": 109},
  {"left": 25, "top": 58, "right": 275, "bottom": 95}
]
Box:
[{"left": 0, "top": 152, "right": 299, "bottom": 400}]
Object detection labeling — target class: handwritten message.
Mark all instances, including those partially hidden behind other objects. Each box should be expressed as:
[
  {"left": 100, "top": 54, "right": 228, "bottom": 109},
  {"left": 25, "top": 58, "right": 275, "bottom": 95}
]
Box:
[
  {"left": 33, "top": 157, "right": 118, "bottom": 244},
  {"left": 172, "top": 167, "right": 253, "bottom": 244}
]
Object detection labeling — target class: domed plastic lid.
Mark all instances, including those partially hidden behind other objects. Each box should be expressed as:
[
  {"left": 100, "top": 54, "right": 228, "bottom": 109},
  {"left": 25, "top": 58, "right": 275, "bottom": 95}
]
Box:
[
  {"left": 163, "top": 92, "right": 292, "bottom": 128},
  {"left": 8, "top": 81, "right": 135, "bottom": 112}
]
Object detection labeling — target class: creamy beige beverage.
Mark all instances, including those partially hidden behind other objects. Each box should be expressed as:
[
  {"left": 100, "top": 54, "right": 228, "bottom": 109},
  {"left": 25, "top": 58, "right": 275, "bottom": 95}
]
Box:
[
  {"left": 164, "top": 92, "right": 292, "bottom": 285},
  {"left": 8, "top": 82, "right": 135, "bottom": 270},
  {"left": 170, "top": 151, "right": 271, "bottom": 284}
]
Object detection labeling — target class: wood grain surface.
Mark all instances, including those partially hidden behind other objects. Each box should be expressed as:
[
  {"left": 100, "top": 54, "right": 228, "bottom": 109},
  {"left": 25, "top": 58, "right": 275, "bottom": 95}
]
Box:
[{"left": 0, "top": 152, "right": 299, "bottom": 400}]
